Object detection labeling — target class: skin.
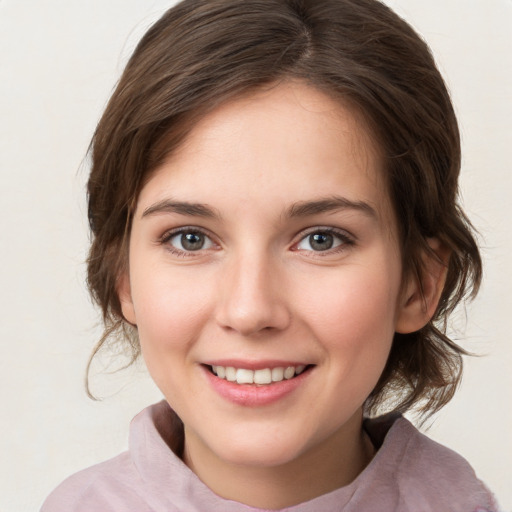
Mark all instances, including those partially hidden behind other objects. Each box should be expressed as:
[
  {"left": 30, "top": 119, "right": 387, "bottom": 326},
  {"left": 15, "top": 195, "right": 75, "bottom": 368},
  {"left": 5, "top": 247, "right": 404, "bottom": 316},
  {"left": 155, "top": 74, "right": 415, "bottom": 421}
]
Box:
[{"left": 119, "top": 82, "right": 443, "bottom": 509}]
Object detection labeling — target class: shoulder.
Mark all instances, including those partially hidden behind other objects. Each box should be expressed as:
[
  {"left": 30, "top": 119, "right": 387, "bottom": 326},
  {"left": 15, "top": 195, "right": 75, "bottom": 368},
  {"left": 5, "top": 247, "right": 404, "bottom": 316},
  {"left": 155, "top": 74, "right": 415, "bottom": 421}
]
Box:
[
  {"left": 387, "top": 417, "right": 499, "bottom": 511},
  {"left": 40, "top": 451, "right": 152, "bottom": 512},
  {"left": 40, "top": 401, "right": 187, "bottom": 512}
]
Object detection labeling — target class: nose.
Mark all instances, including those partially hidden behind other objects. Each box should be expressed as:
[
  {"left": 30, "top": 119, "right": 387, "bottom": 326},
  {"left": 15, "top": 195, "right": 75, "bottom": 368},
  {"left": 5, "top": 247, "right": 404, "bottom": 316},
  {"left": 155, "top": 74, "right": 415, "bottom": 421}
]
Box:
[{"left": 215, "top": 253, "right": 291, "bottom": 337}]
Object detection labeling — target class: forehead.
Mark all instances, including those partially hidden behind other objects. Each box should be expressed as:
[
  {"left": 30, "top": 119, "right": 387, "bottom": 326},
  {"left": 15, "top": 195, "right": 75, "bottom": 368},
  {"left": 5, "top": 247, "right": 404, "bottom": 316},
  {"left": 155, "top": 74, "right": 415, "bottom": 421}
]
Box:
[{"left": 137, "top": 82, "right": 391, "bottom": 222}]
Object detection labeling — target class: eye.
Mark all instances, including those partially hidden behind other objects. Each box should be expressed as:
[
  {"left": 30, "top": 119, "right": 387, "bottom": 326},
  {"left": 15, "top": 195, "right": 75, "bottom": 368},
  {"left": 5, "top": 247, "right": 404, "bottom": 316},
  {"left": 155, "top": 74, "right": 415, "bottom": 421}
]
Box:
[
  {"left": 165, "top": 229, "right": 215, "bottom": 253},
  {"left": 295, "top": 229, "right": 352, "bottom": 252}
]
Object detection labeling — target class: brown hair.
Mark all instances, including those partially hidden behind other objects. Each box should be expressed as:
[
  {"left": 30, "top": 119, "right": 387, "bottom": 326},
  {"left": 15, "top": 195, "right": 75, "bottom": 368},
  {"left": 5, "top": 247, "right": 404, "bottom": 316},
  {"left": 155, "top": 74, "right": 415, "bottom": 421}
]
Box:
[{"left": 86, "top": 0, "right": 482, "bottom": 416}]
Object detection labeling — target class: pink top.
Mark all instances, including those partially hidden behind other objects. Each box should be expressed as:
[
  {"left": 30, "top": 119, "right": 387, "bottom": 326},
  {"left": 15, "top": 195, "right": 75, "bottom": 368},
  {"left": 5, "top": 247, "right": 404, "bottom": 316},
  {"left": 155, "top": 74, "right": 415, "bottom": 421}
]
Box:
[{"left": 41, "top": 401, "right": 499, "bottom": 512}]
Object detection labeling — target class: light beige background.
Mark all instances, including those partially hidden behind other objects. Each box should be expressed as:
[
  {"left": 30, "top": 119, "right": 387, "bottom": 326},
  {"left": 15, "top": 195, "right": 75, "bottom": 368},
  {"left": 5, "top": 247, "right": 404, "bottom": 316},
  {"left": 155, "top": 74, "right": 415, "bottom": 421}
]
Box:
[{"left": 0, "top": 1, "right": 510, "bottom": 511}]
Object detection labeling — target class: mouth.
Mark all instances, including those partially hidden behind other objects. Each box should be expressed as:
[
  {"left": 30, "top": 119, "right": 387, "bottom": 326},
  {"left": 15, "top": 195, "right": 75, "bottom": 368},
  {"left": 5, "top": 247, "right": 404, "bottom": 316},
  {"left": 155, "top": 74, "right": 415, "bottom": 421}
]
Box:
[{"left": 205, "top": 364, "right": 313, "bottom": 385}]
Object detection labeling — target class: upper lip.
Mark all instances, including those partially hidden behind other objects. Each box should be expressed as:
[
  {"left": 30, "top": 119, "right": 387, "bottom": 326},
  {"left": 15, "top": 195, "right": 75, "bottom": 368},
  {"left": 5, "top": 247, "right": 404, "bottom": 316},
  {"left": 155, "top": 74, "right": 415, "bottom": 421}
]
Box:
[{"left": 202, "top": 360, "right": 312, "bottom": 370}]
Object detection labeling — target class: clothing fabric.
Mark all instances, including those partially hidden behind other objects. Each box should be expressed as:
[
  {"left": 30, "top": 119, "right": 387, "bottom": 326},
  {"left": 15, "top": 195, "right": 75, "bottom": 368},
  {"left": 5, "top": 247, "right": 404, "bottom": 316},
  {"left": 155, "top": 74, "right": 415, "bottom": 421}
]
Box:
[{"left": 41, "top": 401, "right": 498, "bottom": 512}]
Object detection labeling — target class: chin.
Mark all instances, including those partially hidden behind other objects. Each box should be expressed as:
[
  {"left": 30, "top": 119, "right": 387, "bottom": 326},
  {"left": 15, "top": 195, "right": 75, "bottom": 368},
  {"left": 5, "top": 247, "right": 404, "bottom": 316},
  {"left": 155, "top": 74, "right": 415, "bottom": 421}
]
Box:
[
  {"left": 205, "top": 426, "right": 316, "bottom": 468},
  {"left": 221, "top": 444, "right": 303, "bottom": 468}
]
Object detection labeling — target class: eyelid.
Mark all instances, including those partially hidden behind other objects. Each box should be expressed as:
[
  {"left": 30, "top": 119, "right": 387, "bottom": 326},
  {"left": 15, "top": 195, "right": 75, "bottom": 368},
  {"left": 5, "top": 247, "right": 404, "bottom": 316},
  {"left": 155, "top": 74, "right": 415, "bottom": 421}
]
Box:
[
  {"left": 157, "top": 225, "right": 355, "bottom": 257},
  {"left": 159, "top": 226, "right": 220, "bottom": 255},
  {"left": 291, "top": 226, "right": 356, "bottom": 253}
]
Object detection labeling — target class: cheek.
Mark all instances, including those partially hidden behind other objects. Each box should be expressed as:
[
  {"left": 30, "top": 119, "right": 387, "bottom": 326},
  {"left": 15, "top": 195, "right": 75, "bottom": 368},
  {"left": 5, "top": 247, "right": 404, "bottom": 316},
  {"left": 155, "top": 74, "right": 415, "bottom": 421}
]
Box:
[
  {"left": 297, "top": 262, "right": 399, "bottom": 364},
  {"left": 131, "top": 266, "right": 214, "bottom": 357},
  {"left": 131, "top": 269, "right": 216, "bottom": 402}
]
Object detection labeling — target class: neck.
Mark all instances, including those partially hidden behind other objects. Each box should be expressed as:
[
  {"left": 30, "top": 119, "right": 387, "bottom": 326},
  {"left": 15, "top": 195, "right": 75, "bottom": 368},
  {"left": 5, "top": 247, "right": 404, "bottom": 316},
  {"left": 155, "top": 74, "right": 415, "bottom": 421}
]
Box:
[{"left": 183, "top": 412, "right": 375, "bottom": 509}]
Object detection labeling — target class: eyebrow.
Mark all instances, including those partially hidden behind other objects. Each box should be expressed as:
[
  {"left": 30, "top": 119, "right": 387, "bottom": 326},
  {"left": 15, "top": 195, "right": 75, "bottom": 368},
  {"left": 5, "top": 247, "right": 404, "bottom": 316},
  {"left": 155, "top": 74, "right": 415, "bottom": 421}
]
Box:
[
  {"left": 141, "top": 199, "right": 221, "bottom": 220},
  {"left": 141, "top": 196, "right": 377, "bottom": 221},
  {"left": 285, "top": 196, "right": 377, "bottom": 219}
]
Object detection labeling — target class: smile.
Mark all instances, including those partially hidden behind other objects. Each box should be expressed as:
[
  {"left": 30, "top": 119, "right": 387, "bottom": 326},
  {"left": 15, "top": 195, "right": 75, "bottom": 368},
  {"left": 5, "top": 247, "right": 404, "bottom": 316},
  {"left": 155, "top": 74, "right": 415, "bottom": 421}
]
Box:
[
  {"left": 203, "top": 362, "right": 314, "bottom": 406},
  {"left": 210, "top": 365, "right": 307, "bottom": 385}
]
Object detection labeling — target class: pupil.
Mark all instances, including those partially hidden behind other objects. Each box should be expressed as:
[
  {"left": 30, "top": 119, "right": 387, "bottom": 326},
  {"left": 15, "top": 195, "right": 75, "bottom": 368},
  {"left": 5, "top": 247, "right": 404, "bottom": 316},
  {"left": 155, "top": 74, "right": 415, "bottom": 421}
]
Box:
[
  {"left": 310, "top": 233, "right": 333, "bottom": 251},
  {"left": 182, "top": 232, "right": 204, "bottom": 250}
]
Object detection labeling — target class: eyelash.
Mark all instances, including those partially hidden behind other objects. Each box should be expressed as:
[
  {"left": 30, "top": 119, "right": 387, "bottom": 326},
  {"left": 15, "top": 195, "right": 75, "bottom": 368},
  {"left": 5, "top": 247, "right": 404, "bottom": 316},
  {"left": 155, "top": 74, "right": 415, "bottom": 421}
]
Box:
[
  {"left": 158, "top": 226, "right": 355, "bottom": 257},
  {"left": 159, "top": 227, "right": 217, "bottom": 257},
  {"left": 292, "top": 227, "right": 355, "bottom": 256}
]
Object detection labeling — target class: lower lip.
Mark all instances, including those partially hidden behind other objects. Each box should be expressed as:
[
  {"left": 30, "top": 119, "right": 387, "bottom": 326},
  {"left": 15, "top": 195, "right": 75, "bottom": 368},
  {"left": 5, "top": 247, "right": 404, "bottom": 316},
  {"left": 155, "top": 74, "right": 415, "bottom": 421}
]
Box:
[{"left": 202, "top": 366, "right": 312, "bottom": 407}]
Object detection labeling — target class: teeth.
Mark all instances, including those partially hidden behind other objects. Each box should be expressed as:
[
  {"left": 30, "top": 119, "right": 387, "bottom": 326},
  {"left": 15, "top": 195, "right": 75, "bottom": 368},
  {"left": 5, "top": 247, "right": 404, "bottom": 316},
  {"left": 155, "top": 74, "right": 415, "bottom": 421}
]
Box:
[
  {"left": 236, "top": 368, "right": 254, "bottom": 384},
  {"left": 210, "top": 364, "right": 308, "bottom": 385},
  {"left": 254, "top": 368, "right": 272, "bottom": 385},
  {"left": 284, "top": 366, "right": 295, "bottom": 380},
  {"left": 271, "top": 367, "right": 284, "bottom": 381},
  {"left": 225, "top": 367, "right": 237, "bottom": 382}
]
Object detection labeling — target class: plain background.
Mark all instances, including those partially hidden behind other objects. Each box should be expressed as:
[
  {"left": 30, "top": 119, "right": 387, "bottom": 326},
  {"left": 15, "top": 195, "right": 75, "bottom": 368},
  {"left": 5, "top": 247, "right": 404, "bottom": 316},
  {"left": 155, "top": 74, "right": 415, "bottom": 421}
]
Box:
[{"left": 1, "top": 1, "right": 511, "bottom": 511}]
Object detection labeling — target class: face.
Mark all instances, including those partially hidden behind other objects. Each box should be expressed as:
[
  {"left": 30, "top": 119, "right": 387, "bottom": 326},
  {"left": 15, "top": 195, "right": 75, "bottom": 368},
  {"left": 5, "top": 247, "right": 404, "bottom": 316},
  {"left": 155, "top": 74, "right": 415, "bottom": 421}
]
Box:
[{"left": 120, "top": 82, "right": 412, "bottom": 475}]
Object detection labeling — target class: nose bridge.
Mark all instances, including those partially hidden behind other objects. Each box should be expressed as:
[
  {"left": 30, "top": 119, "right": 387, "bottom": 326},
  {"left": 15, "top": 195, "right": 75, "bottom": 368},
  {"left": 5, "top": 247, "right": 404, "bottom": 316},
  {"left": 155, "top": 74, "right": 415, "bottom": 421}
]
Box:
[{"left": 216, "top": 246, "right": 290, "bottom": 336}]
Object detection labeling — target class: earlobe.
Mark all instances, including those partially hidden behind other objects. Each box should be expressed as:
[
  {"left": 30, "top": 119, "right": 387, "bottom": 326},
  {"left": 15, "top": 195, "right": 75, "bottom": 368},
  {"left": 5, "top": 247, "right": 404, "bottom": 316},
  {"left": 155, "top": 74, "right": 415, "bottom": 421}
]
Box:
[
  {"left": 395, "top": 238, "right": 450, "bottom": 334},
  {"left": 117, "top": 272, "right": 137, "bottom": 325}
]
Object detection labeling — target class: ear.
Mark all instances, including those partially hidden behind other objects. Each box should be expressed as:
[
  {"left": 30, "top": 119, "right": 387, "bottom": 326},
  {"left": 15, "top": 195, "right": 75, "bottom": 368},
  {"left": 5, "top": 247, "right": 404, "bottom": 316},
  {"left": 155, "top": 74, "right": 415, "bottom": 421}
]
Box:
[
  {"left": 117, "top": 271, "right": 137, "bottom": 326},
  {"left": 395, "top": 238, "right": 450, "bottom": 334}
]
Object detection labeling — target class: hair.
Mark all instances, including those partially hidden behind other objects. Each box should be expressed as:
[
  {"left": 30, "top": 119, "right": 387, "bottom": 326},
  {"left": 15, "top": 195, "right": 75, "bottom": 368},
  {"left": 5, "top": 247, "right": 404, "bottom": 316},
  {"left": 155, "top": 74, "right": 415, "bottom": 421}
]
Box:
[{"left": 86, "top": 0, "right": 482, "bottom": 417}]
